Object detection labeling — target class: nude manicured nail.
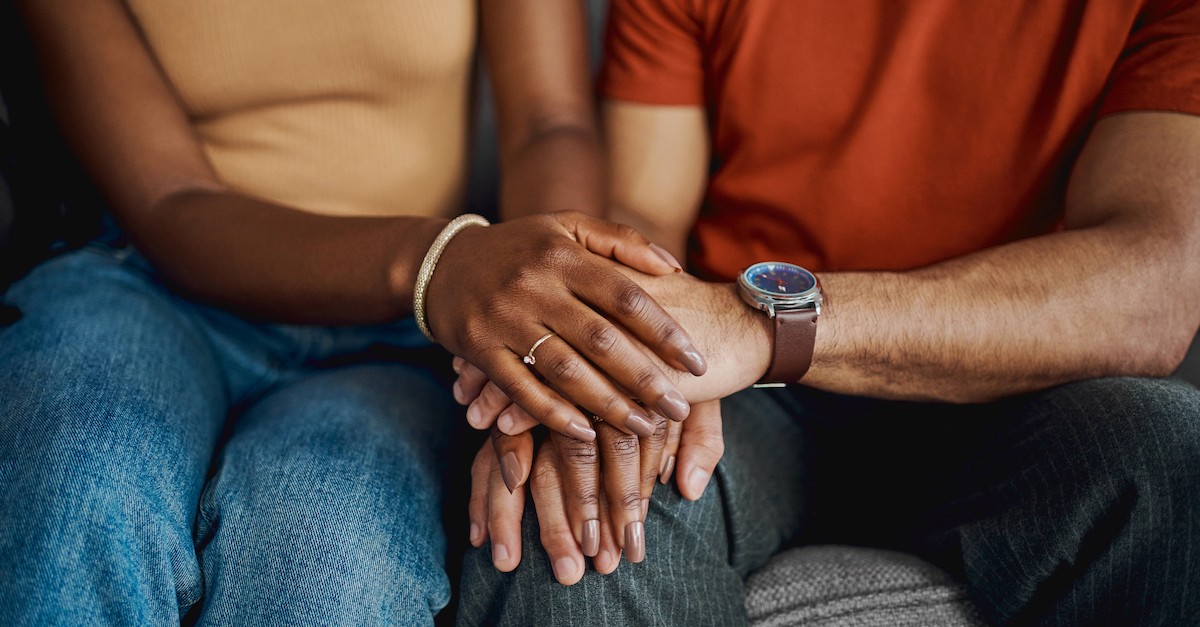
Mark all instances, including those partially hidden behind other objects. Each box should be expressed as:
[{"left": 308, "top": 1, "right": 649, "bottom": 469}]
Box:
[
  {"left": 493, "top": 543, "right": 510, "bottom": 566},
  {"left": 625, "top": 521, "right": 645, "bottom": 563},
  {"left": 626, "top": 410, "right": 656, "bottom": 438},
  {"left": 453, "top": 380, "right": 467, "bottom": 404},
  {"left": 656, "top": 390, "right": 690, "bottom": 422},
  {"left": 680, "top": 348, "right": 708, "bottom": 376},
  {"left": 501, "top": 451, "right": 522, "bottom": 494},
  {"left": 660, "top": 455, "right": 676, "bottom": 485},
  {"left": 563, "top": 421, "right": 597, "bottom": 442},
  {"left": 649, "top": 243, "right": 683, "bottom": 272},
  {"left": 470, "top": 523, "right": 482, "bottom": 545},
  {"left": 497, "top": 411, "right": 515, "bottom": 434},
  {"left": 553, "top": 556, "right": 579, "bottom": 583},
  {"left": 641, "top": 498, "right": 649, "bottom": 520},
  {"left": 582, "top": 519, "right": 600, "bottom": 557}
]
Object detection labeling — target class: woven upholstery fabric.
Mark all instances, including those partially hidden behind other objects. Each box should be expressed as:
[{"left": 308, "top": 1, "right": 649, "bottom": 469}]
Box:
[{"left": 744, "top": 546, "right": 988, "bottom": 627}]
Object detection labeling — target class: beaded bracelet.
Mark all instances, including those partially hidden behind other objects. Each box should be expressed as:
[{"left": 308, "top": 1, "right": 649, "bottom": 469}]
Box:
[{"left": 413, "top": 213, "right": 490, "bottom": 343}]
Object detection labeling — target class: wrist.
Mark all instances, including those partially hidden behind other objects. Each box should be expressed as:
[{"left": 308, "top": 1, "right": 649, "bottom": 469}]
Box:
[
  {"left": 724, "top": 282, "right": 773, "bottom": 386},
  {"left": 409, "top": 215, "right": 489, "bottom": 343}
]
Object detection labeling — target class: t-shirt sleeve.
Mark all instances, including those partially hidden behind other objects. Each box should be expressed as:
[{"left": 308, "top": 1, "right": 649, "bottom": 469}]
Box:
[
  {"left": 1098, "top": 0, "right": 1200, "bottom": 116},
  {"left": 598, "top": 0, "right": 706, "bottom": 105}
]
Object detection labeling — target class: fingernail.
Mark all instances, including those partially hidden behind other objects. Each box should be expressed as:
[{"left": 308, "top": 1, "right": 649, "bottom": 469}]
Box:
[
  {"left": 498, "top": 411, "right": 515, "bottom": 434},
  {"left": 493, "top": 543, "right": 510, "bottom": 566},
  {"left": 470, "top": 523, "right": 482, "bottom": 545},
  {"left": 553, "top": 556, "right": 579, "bottom": 583},
  {"left": 452, "top": 357, "right": 463, "bottom": 374},
  {"left": 625, "top": 521, "right": 645, "bottom": 563},
  {"left": 563, "top": 421, "right": 597, "bottom": 442},
  {"left": 582, "top": 519, "right": 600, "bottom": 557},
  {"left": 686, "top": 466, "right": 711, "bottom": 500},
  {"left": 453, "top": 380, "right": 467, "bottom": 404},
  {"left": 641, "top": 498, "right": 649, "bottom": 520},
  {"left": 625, "top": 410, "right": 656, "bottom": 438},
  {"left": 660, "top": 455, "right": 676, "bottom": 485},
  {"left": 680, "top": 348, "right": 708, "bottom": 376},
  {"left": 466, "top": 403, "right": 484, "bottom": 428},
  {"left": 656, "top": 390, "right": 690, "bottom": 422},
  {"left": 501, "top": 451, "right": 523, "bottom": 494},
  {"left": 649, "top": 243, "right": 683, "bottom": 272}
]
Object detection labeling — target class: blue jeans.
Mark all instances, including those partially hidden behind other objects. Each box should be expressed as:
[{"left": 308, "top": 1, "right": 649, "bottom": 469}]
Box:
[
  {"left": 459, "top": 376, "right": 1200, "bottom": 625},
  {"left": 0, "top": 242, "right": 461, "bottom": 625}
]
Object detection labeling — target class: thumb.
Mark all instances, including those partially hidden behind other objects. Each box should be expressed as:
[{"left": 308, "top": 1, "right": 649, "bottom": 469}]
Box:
[{"left": 676, "top": 400, "right": 724, "bottom": 501}]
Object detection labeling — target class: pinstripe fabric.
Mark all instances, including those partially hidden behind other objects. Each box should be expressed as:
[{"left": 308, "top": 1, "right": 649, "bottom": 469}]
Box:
[{"left": 457, "top": 377, "right": 1200, "bottom": 626}]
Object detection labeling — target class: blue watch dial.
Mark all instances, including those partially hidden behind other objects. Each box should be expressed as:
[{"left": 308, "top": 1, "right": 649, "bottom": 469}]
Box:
[{"left": 744, "top": 263, "right": 816, "bottom": 296}]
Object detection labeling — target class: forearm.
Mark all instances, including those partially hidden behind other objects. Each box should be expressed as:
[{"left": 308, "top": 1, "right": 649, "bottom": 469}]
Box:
[
  {"left": 499, "top": 125, "right": 604, "bottom": 219},
  {"left": 811, "top": 222, "right": 1199, "bottom": 402},
  {"left": 625, "top": 217, "right": 1199, "bottom": 405},
  {"left": 128, "top": 189, "right": 444, "bottom": 325}
]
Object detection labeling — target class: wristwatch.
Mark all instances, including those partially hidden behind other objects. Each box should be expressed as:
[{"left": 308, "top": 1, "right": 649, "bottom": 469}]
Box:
[{"left": 737, "top": 261, "right": 822, "bottom": 386}]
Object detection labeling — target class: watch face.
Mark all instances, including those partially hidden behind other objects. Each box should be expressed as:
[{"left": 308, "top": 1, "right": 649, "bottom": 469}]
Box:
[{"left": 743, "top": 262, "right": 817, "bottom": 297}]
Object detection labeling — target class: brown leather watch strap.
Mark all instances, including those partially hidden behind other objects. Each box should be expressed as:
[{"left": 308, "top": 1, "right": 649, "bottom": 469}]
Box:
[{"left": 760, "top": 308, "right": 818, "bottom": 384}]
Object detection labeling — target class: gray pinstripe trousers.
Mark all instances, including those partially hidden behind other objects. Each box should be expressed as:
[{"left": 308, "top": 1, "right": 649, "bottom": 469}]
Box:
[{"left": 457, "top": 377, "right": 1200, "bottom": 626}]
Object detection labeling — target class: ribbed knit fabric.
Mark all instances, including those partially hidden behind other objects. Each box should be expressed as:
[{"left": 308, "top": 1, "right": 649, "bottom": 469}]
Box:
[
  {"left": 125, "top": 0, "right": 476, "bottom": 217},
  {"left": 744, "top": 546, "right": 987, "bottom": 627}
]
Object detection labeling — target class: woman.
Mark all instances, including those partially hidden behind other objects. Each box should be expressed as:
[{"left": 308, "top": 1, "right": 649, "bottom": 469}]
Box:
[{"left": 0, "top": 1, "right": 706, "bottom": 623}]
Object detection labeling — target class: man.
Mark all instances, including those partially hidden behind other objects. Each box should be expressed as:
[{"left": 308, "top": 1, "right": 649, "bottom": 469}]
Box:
[{"left": 457, "top": 1, "right": 1200, "bottom": 625}]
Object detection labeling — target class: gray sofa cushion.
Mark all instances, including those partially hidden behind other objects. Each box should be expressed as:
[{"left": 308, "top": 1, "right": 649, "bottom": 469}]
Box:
[{"left": 745, "top": 546, "right": 988, "bottom": 627}]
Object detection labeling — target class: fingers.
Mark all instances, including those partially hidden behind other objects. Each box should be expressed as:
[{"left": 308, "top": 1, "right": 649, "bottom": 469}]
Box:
[
  {"left": 554, "top": 213, "right": 708, "bottom": 379},
  {"left": 468, "top": 441, "right": 494, "bottom": 548},
  {"left": 469, "top": 380, "right": 539, "bottom": 436},
  {"left": 467, "top": 380, "right": 511, "bottom": 431},
  {"left": 490, "top": 427, "right": 534, "bottom": 494},
  {"left": 676, "top": 400, "right": 725, "bottom": 501},
  {"left": 472, "top": 437, "right": 526, "bottom": 572},
  {"left": 593, "top": 484, "right": 623, "bottom": 574},
  {"left": 558, "top": 211, "right": 683, "bottom": 276},
  {"left": 596, "top": 422, "right": 647, "bottom": 563},
  {"left": 453, "top": 357, "right": 490, "bottom": 409},
  {"left": 567, "top": 263, "right": 709, "bottom": 382},
  {"left": 496, "top": 402, "right": 539, "bottom": 436},
  {"left": 475, "top": 351, "right": 597, "bottom": 443},
  {"left": 518, "top": 329, "right": 666, "bottom": 437},
  {"left": 637, "top": 411, "right": 670, "bottom": 503},
  {"left": 659, "top": 418, "right": 683, "bottom": 485},
  {"left": 548, "top": 430, "right": 602, "bottom": 557},
  {"left": 529, "top": 439, "right": 586, "bottom": 585},
  {"left": 546, "top": 306, "right": 696, "bottom": 426}
]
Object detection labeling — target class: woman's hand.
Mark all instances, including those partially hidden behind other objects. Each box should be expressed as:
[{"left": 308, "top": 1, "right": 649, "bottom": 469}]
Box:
[
  {"left": 468, "top": 401, "right": 725, "bottom": 584},
  {"left": 427, "top": 211, "right": 706, "bottom": 442}
]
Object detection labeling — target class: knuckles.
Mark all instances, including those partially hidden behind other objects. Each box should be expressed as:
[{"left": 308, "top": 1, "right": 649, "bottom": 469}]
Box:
[
  {"left": 583, "top": 319, "right": 620, "bottom": 357},
  {"left": 614, "top": 283, "right": 651, "bottom": 319},
  {"left": 604, "top": 434, "right": 640, "bottom": 461},
  {"left": 560, "top": 438, "right": 599, "bottom": 465}
]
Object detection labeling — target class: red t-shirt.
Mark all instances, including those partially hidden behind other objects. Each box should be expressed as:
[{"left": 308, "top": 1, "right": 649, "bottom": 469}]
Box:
[{"left": 600, "top": 0, "right": 1200, "bottom": 279}]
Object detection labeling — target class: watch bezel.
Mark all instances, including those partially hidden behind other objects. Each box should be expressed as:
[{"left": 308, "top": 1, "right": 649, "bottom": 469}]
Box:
[{"left": 738, "top": 262, "right": 823, "bottom": 318}]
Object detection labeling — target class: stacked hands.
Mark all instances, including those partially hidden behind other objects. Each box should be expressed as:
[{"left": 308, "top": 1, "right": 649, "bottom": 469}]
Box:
[{"left": 422, "top": 211, "right": 770, "bottom": 585}]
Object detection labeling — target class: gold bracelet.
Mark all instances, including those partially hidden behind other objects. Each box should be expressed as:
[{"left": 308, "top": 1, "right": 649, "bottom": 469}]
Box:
[{"left": 413, "top": 213, "right": 490, "bottom": 343}]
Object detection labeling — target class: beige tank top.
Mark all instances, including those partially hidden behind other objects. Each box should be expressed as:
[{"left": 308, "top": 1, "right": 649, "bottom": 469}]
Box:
[{"left": 125, "top": 0, "right": 476, "bottom": 218}]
